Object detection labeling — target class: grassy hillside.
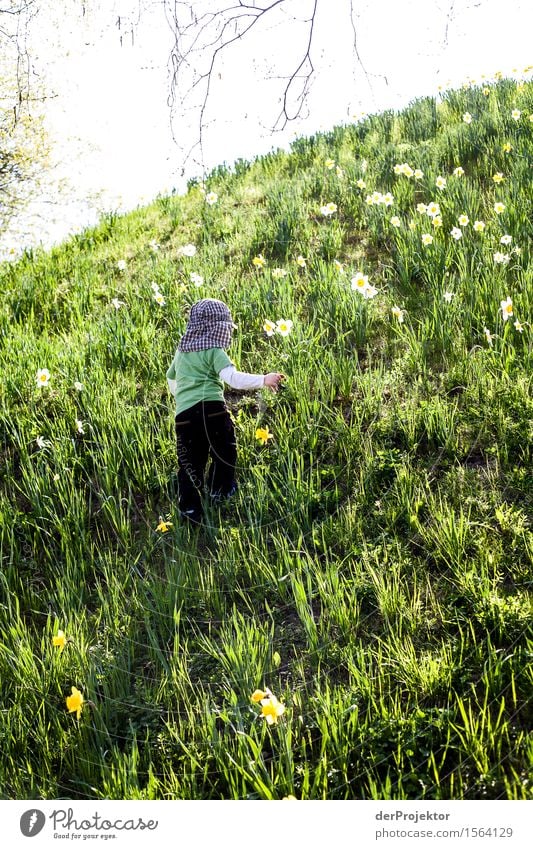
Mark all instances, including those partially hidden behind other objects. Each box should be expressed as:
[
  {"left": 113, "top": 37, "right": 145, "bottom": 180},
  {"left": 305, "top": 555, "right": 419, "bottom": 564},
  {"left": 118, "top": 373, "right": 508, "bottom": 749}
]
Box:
[{"left": 0, "top": 75, "right": 532, "bottom": 800}]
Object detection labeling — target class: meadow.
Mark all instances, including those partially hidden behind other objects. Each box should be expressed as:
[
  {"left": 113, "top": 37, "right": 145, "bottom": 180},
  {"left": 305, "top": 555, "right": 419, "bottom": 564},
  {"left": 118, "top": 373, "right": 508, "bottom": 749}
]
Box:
[{"left": 0, "top": 74, "right": 531, "bottom": 800}]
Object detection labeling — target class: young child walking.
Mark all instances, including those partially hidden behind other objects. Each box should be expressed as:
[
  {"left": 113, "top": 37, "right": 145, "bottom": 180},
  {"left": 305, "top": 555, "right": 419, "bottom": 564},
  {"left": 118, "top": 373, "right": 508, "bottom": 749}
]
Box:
[{"left": 166, "top": 298, "right": 284, "bottom": 523}]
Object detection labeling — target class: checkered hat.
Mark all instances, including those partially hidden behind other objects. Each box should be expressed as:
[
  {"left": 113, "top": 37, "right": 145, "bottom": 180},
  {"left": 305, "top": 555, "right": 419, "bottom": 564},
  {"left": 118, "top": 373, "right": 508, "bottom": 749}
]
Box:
[{"left": 178, "top": 299, "right": 237, "bottom": 352}]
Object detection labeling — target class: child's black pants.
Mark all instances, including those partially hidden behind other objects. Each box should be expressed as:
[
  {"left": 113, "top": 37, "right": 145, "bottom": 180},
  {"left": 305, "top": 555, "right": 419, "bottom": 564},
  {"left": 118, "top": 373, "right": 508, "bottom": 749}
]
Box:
[{"left": 175, "top": 400, "right": 237, "bottom": 515}]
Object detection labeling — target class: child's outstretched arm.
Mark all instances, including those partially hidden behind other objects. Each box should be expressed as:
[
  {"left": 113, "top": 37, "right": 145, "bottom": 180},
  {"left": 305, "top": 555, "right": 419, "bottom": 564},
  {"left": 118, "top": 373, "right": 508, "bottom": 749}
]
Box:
[{"left": 219, "top": 366, "right": 285, "bottom": 393}]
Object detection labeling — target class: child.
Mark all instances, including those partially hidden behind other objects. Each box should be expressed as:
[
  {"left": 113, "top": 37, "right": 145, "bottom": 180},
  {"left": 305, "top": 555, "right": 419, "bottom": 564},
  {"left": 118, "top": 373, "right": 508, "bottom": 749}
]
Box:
[{"left": 167, "top": 298, "right": 284, "bottom": 523}]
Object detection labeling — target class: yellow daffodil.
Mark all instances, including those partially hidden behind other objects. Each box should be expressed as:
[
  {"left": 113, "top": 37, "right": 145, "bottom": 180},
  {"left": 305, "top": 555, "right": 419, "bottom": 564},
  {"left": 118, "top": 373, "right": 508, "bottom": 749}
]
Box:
[
  {"left": 324, "top": 158, "right": 335, "bottom": 170},
  {"left": 53, "top": 630, "right": 67, "bottom": 652},
  {"left": 251, "top": 689, "right": 268, "bottom": 703},
  {"left": 494, "top": 202, "right": 505, "bottom": 214},
  {"left": 483, "top": 87, "right": 490, "bottom": 96},
  {"left": 421, "top": 233, "right": 433, "bottom": 246},
  {"left": 502, "top": 142, "right": 512, "bottom": 153},
  {"left": 260, "top": 692, "right": 286, "bottom": 725},
  {"left": 492, "top": 172, "right": 504, "bottom": 184},
  {"left": 256, "top": 427, "right": 273, "bottom": 445},
  {"left": 263, "top": 319, "right": 276, "bottom": 337},
  {"left": 500, "top": 297, "right": 513, "bottom": 321},
  {"left": 156, "top": 518, "right": 172, "bottom": 533},
  {"left": 36, "top": 368, "right": 50, "bottom": 388},
  {"left": 473, "top": 220, "right": 486, "bottom": 232},
  {"left": 66, "top": 686, "right": 84, "bottom": 720},
  {"left": 253, "top": 254, "right": 266, "bottom": 268}
]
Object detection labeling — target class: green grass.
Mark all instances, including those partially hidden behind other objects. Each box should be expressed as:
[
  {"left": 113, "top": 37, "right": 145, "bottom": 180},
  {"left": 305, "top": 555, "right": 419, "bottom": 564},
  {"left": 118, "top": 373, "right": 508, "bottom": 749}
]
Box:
[{"left": 0, "top": 74, "right": 532, "bottom": 800}]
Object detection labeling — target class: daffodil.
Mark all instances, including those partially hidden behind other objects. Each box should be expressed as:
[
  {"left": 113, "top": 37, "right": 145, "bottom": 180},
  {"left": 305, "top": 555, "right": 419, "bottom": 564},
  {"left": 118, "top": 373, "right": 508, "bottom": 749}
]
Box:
[
  {"left": 500, "top": 297, "right": 513, "bottom": 320},
  {"left": 393, "top": 163, "right": 403, "bottom": 175},
  {"left": 402, "top": 164, "right": 414, "bottom": 178},
  {"left": 190, "top": 272, "right": 204, "bottom": 286},
  {"left": 177, "top": 244, "right": 197, "bottom": 257},
  {"left": 492, "top": 172, "right": 504, "bottom": 184},
  {"left": 256, "top": 427, "right": 273, "bottom": 445},
  {"left": 443, "top": 291, "right": 454, "bottom": 303},
  {"left": 382, "top": 192, "right": 394, "bottom": 206},
  {"left": 450, "top": 227, "right": 462, "bottom": 240},
  {"left": 463, "top": 112, "right": 472, "bottom": 124},
  {"left": 333, "top": 260, "right": 344, "bottom": 273},
  {"left": 426, "top": 202, "right": 441, "bottom": 217},
  {"left": 320, "top": 202, "right": 337, "bottom": 216},
  {"left": 390, "top": 216, "right": 401, "bottom": 227},
  {"left": 372, "top": 191, "right": 383, "bottom": 204},
  {"left": 453, "top": 166, "right": 465, "bottom": 177},
  {"left": 36, "top": 368, "right": 50, "bottom": 388},
  {"left": 414, "top": 169, "right": 424, "bottom": 179},
  {"left": 436, "top": 175, "right": 447, "bottom": 190},
  {"left": 111, "top": 298, "right": 125, "bottom": 310},
  {"left": 156, "top": 518, "right": 173, "bottom": 532},
  {"left": 493, "top": 252, "right": 510, "bottom": 264},
  {"left": 458, "top": 214, "right": 469, "bottom": 226},
  {"left": 351, "top": 272, "right": 368, "bottom": 291},
  {"left": 259, "top": 692, "right": 285, "bottom": 725},
  {"left": 251, "top": 689, "right": 268, "bottom": 703},
  {"left": 362, "top": 284, "right": 378, "bottom": 300},
  {"left": 150, "top": 281, "right": 160, "bottom": 292},
  {"left": 494, "top": 202, "right": 505, "bottom": 215},
  {"left": 514, "top": 320, "right": 523, "bottom": 332},
  {"left": 484, "top": 327, "right": 493, "bottom": 346},
  {"left": 75, "top": 420, "right": 85, "bottom": 435},
  {"left": 324, "top": 158, "right": 335, "bottom": 170},
  {"left": 154, "top": 291, "right": 166, "bottom": 305},
  {"left": 365, "top": 194, "right": 375, "bottom": 206},
  {"left": 417, "top": 203, "right": 428, "bottom": 214},
  {"left": 36, "top": 436, "right": 50, "bottom": 449},
  {"left": 253, "top": 254, "right": 266, "bottom": 268},
  {"left": 205, "top": 191, "right": 218, "bottom": 205},
  {"left": 116, "top": 259, "right": 127, "bottom": 271},
  {"left": 263, "top": 319, "right": 276, "bottom": 337},
  {"left": 511, "top": 109, "right": 521, "bottom": 121},
  {"left": 473, "top": 220, "right": 486, "bottom": 233},
  {"left": 149, "top": 239, "right": 160, "bottom": 251},
  {"left": 272, "top": 268, "right": 287, "bottom": 279},
  {"left": 73, "top": 381, "right": 83, "bottom": 392},
  {"left": 356, "top": 178, "right": 366, "bottom": 189},
  {"left": 502, "top": 142, "right": 512, "bottom": 153},
  {"left": 432, "top": 216, "right": 443, "bottom": 228},
  {"left": 483, "top": 87, "right": 490, "bottom": 96},
  {"left": 276, "top": 319, "right": 293, "bottom": 337},
  {"left": 391, "top": 306, "right": 404, "bottom": 323},
  {"left": 421, "top": 233, "right": 433, "bottom": 246},
  {"left": 500, "top": 234, "right": 512, "bottom": 245},
  {"left": 53, "top": 630, "right": 67, "bottom": 652},
  {"left": 66, "top": 686, "right": 84, "bottom": 719},
  {"left": 296, "top": 255, "right": 306, "bottom": 267}
]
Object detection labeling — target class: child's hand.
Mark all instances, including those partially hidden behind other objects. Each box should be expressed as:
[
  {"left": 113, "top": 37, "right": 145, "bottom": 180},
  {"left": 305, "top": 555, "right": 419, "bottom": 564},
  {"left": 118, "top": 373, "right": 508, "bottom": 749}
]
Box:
[{"left": 264, "top": 372, "right": 285, "bottom": 392}]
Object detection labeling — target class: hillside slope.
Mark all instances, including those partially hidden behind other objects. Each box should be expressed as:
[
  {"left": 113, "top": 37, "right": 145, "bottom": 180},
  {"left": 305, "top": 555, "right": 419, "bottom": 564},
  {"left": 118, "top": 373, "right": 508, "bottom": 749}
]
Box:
[{"left": 0, "top": 76, "right": 531, "bottom": 800}]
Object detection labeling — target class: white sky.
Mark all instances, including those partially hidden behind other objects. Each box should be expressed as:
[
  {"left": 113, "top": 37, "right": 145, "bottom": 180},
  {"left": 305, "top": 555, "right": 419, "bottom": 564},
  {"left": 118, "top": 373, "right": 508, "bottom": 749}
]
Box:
[{"left": 1, "top": 0, "right": 531, "bottom": 256}]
